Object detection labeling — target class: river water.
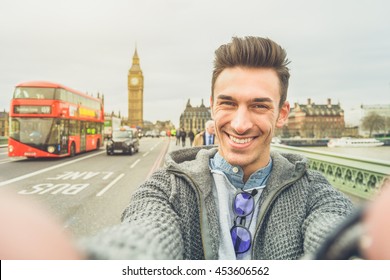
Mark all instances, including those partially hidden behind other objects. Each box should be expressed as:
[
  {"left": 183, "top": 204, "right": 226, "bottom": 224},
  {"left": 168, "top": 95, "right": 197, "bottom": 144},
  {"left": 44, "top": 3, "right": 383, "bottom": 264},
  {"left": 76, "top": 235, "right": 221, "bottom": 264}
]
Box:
[{"left": 305, "top": 146, "right": 390, "bottom": 162}]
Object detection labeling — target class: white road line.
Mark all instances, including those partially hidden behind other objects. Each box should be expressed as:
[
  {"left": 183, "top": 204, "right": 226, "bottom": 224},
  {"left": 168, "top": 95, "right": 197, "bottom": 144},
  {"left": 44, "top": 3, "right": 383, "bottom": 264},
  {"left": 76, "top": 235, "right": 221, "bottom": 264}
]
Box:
[
  {"left": 0, "top": 151, "right": 105, "bottom": 187},
  {"left": 150, "top": 140, "right": 162, "bottom": 151},
  {"left": 0, "top": 158, "right": 11, "bottom": 164},
  {"left": 142, "top": 151, "right": 150, "bottom": 157},
  {"left": 130, "top": 159, "right": 141, "bottom": 168},
  {"left": 96, "top": 173, "right": 125, "bottom": 197}
]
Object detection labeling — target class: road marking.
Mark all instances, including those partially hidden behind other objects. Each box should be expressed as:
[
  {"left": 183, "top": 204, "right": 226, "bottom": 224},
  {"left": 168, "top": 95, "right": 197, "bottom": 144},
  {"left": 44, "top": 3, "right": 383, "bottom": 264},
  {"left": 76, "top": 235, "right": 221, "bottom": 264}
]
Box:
[
  {"left": 143, "top": 151, "right": 150, "bottom": 157},
  {"left": 150, "top": 140, "right": 161, "bottom": 151},
  {"left": 130, "top": 159, "right": 141, "bottom": 169},
  {"left": 0, "top": 151, "right": 105, "bottom": 187},
  {"left": 146, "top": 139, "right": 170, "bottom": 178},
  {"left": 96, "top": 173, "right": 125, "bottom": 197}
]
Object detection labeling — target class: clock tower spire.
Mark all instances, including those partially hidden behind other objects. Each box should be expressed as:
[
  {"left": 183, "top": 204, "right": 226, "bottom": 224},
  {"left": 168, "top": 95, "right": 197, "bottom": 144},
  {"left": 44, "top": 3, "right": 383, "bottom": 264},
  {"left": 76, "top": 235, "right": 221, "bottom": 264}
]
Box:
[{"left": 127, "top": 47, "right": 144, "bottom": 128}]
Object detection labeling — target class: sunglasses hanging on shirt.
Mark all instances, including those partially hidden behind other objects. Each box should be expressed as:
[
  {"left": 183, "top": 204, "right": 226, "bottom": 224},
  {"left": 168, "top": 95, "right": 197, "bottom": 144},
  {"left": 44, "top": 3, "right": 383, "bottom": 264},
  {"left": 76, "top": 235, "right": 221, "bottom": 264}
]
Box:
[{"left": 230, "top": 188, "right": 258, "bottom": 254}]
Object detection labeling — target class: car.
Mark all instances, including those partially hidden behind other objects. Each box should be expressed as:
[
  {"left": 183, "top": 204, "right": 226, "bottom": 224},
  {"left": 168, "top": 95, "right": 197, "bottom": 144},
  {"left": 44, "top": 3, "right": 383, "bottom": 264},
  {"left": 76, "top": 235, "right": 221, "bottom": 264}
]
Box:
[
  {"left": 151, "top": 130, "right": 160, "bottom": 138},
  {"left": 144, "top": 130, "right": 160, "bottom": 137},
  {"left": 106, "top": 127, "right": 139, "bottom": 155}
]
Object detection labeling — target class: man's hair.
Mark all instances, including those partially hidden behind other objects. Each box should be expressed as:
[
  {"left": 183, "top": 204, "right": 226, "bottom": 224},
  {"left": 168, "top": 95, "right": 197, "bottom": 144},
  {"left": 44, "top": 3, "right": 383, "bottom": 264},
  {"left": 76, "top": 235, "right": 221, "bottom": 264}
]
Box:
[
  {"left": 211, "top": 36, "right": 290, "bottom": 108},
  {"left": 205, "top": 120, "right": 214, "bottom": 129}
]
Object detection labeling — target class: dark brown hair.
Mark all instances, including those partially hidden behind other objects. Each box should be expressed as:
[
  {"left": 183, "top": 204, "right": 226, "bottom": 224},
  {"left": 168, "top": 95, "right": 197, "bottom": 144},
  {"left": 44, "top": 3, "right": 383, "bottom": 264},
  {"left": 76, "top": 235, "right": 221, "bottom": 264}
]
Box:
[{"left": 211, "top": 36, "right": 290, "bottom": 108}]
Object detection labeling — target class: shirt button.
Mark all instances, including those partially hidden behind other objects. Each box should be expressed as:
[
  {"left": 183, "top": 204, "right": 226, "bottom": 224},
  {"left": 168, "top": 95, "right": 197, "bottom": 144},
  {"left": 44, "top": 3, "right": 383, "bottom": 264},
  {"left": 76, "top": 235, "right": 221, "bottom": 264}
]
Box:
[{"left": 232, "top": 167, "right": 239, "bottom": 173}]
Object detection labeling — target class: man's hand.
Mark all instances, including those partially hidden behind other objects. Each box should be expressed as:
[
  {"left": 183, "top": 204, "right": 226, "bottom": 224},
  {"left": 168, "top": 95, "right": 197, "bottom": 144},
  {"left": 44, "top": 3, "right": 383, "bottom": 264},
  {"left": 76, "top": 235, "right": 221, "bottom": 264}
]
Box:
[
  {"left": 0, "top": 191, "right": 84, "bottom": 260},
  {"left": 360, "top": 179, "right": 390, "bottom": 259}
]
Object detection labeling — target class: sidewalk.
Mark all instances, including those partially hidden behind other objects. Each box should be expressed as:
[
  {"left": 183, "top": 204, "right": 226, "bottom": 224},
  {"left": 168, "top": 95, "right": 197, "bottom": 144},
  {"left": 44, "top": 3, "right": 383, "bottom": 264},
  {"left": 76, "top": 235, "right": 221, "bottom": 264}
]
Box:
[{"left": 166, "top": 137, "right": 192, "bottom": 154}]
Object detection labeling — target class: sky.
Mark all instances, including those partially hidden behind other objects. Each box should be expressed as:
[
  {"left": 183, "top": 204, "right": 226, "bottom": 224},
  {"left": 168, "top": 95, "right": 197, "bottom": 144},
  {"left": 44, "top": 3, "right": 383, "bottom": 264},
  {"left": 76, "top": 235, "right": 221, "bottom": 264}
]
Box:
[{"left": 0, "top": 0, "right": 389, "bottom": 127}]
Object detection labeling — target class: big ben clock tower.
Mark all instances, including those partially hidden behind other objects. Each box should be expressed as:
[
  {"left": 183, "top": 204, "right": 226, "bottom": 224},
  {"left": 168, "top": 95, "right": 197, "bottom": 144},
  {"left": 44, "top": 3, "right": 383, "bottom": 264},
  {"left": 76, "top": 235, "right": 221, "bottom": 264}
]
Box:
[{"left": 128, "top": 48, "right": 144, "bottom": 128}]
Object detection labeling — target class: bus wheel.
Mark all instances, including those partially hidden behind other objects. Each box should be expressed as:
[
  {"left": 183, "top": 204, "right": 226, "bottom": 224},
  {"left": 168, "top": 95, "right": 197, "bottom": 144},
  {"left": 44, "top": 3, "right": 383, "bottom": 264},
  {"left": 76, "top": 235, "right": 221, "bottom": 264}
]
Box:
[
  {"left": 96, "top": 139, "right": 100, "bottom": 150},
  {"left": 70, "top": 143, "right": 76, "bottom": 157}
]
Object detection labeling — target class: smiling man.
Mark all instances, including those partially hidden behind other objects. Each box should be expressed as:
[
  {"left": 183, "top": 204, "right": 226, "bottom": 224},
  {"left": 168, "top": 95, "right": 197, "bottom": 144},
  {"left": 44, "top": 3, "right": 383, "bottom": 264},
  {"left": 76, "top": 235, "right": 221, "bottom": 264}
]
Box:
[
  {"left": 80, "top": 36, "right": 354, "bottom": 260},
  {"left": 211, "top": 67, "right": 289, "bottom": 181}
]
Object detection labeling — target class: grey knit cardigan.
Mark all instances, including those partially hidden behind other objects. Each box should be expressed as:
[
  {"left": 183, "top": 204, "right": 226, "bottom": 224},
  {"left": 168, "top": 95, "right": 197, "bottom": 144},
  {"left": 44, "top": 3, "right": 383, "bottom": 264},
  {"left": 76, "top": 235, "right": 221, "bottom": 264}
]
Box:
[{"left": 81, "top": 146, "right": 354, "bottom": 259}]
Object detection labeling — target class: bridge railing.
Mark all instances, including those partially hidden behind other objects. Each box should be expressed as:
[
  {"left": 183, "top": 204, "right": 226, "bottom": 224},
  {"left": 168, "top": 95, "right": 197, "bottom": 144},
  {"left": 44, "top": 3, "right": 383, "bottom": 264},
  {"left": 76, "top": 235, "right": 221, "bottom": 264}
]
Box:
[{"left": 271, "top": 144, "right": 390, "bottom": 201}]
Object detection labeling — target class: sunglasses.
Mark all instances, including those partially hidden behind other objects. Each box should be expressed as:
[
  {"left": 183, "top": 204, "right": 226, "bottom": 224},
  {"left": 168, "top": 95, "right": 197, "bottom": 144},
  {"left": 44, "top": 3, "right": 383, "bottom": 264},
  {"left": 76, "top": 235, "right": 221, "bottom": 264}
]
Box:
[{"left": 230, "top": 189, "right": 258, "bottom": 254}]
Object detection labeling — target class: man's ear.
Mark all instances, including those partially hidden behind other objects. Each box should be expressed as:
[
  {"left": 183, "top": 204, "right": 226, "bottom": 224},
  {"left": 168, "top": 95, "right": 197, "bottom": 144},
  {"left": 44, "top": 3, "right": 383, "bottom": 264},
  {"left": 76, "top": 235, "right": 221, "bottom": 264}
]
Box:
[{"left": 276, "top": 101, "right": 290, "bottom": 128}]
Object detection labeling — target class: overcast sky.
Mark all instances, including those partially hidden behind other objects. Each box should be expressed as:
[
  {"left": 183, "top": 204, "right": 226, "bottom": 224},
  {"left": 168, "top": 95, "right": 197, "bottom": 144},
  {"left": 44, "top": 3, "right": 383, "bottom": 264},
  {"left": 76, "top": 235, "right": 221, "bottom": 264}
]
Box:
[{"left": 1, "top": 0, "right": 389, "bottom": 127}]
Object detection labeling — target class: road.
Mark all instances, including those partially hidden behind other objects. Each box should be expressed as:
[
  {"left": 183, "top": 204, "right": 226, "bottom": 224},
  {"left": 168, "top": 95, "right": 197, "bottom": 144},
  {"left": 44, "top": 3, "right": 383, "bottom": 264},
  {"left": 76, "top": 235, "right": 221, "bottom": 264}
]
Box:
[{"left": 0, "top": 137, "right": 176, "bottom": 238}]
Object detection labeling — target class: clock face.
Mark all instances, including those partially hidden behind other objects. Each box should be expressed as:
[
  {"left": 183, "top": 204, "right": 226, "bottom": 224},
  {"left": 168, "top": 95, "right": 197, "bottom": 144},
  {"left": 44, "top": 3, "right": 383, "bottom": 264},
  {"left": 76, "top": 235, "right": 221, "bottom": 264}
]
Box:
[{"left": 131, "top": 77, "right": 139, "bottom": 85}]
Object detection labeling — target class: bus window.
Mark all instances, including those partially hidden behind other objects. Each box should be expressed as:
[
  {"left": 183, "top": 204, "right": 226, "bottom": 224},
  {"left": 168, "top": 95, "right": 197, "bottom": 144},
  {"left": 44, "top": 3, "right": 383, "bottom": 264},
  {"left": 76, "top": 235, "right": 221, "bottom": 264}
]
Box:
[
  {"left": 69, "top": 120, "right": 78, "bottom": 136},
  {"left": 10, "top": 119, "right": 21, "bottom": 140},
  {"left": 14, "top": 88, "right": 30, "bottom": 98},
  {"left": 14, "top": 87, "right": 55, "bottom": 99}
]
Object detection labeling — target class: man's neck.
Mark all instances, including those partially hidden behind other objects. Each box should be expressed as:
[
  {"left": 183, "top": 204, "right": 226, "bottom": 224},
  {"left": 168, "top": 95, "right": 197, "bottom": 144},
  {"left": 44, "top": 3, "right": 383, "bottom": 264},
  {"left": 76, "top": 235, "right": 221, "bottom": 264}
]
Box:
[{"left": 210, "top": 152, "right": 273, "bottom": 189}]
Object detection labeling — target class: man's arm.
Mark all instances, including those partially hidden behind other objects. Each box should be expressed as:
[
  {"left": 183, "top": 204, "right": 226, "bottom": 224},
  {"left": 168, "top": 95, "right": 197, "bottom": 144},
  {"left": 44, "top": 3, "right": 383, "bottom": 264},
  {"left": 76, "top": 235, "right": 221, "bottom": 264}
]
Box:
[
  {"left": 301, "top": 171, "right": 355, "bottom": 256},
  {"left": 0, "top": 169, "right": 184, "bottom": 260},
  {"left": 79, "top": 169, "right": 184, "bottom": 259}
]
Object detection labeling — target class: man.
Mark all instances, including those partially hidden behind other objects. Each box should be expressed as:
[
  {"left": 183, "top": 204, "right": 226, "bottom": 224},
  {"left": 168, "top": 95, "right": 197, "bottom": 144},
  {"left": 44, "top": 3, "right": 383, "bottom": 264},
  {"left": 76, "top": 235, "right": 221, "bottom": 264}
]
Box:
[
  {"left": 0, "top": 36, "right": 355, "bottom": 260},
  {"left": 193, "top": 120, "right": 217, "bottom": 146},
  {"left": 81, "top": 36, "right": 353, "bottom": 260},
  {"left": 175, "top": 128, "right": 181, "bottom": 146},
  {"left": 180, "top": 128, "right": 187, "bottom": 147},
  {"left": 188, "top": 129, "right": 195, "bottom": 146}
]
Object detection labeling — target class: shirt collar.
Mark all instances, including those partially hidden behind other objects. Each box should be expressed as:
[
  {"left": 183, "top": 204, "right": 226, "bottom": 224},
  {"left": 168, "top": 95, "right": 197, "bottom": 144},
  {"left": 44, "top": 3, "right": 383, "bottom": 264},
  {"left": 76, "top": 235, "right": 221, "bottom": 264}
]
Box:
[{"left": 210, "top": 152, "right": 273, "bottom": 190}]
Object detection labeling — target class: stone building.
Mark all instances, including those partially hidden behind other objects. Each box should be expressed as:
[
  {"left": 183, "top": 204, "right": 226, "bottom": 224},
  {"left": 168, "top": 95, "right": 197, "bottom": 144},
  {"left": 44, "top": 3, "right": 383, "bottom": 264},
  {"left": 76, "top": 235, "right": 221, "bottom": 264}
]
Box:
[
  {"left": 179, "top": 99, "right": 211, "bottom": 134},
  {"left": 0, "top": 110, "right": 9, "bottom": 137},
  {"left": 285, "top": 98, "right": 345, "bottom": 138}
]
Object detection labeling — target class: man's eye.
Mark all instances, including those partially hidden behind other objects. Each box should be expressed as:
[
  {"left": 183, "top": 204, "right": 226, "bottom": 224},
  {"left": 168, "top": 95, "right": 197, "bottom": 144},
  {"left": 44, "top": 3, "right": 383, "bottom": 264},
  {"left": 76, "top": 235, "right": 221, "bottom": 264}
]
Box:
[
  {"left": 253, "top": 104, "right": 269, "bottom": 109},
  {"left": 220, "top": 101, "right": 235, "bottom": 106}
]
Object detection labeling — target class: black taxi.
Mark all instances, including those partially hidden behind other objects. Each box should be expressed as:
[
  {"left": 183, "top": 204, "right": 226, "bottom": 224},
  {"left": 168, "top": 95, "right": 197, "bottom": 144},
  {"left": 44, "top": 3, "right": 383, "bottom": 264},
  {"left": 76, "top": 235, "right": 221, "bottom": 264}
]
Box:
[{"left": 106, "top": 127, "right": 139, "bottom": 155}]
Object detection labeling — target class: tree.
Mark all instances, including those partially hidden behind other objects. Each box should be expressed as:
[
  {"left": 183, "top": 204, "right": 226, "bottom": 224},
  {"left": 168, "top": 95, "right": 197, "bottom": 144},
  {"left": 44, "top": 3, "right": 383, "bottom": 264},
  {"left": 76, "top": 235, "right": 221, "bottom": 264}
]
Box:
[{"left": 361, "top": 112, "right": 385, "bottom": 137}]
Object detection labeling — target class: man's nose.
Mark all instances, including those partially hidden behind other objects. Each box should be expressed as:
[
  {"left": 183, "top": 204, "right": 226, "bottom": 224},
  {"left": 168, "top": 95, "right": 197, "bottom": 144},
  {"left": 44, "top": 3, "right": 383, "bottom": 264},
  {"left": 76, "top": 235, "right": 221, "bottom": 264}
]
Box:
[{"left": 230, "top": 107, "right": 253, "bottom": 134}]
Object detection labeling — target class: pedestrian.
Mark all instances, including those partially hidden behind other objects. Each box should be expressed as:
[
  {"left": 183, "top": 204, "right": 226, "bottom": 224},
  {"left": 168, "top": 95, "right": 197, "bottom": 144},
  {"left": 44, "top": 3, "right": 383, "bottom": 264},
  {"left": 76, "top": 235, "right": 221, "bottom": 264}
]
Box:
[
  {"left": 188, "top": 130, "right": 195, "bottom": 146},
  {"left": 175, "top": 128, "right": 181, "bottom": 146},
  {"left": 180, "top": 128, "right": 187, "bottom": 147},
  {"left": 193, "top": 120, "right": 217, "bottom": 146},
  {"left": 170, "top": 128, "right": 176, "bottom": 139}
]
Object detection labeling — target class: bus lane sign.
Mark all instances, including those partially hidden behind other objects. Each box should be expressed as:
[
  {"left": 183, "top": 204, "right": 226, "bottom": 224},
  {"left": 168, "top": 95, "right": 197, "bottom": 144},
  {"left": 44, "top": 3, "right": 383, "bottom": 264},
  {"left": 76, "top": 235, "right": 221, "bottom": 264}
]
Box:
[{"left": 18, "top": 171, "right": 116, "bottom": 195}]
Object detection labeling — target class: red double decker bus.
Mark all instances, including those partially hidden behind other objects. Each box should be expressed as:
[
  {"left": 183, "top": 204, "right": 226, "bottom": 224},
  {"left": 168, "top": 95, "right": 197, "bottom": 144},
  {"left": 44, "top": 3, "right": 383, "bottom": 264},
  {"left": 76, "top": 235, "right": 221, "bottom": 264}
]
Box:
[{"left": 8, "top": 81, "right": 104, "bottom": 158}]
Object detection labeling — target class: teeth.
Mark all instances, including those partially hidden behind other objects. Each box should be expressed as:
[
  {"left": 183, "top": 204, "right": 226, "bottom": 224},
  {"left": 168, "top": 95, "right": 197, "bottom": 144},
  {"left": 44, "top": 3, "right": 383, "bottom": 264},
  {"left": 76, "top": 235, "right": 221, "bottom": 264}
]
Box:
[{"left": 229, "top": 135, "right": 253, "bottom": 144}]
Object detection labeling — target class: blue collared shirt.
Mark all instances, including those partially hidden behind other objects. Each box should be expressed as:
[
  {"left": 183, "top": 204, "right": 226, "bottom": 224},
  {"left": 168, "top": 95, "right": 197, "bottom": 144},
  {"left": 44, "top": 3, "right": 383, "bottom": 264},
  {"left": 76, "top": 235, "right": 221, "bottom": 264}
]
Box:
[
  {"left": 205, "top": 132, "right": 213, "bottom": 145},
  {"left": 209, "top": 152, "right": 273, "bottom": 259},
  {"left": 210, "top": 152, "right": 273, "bottom": 190}
]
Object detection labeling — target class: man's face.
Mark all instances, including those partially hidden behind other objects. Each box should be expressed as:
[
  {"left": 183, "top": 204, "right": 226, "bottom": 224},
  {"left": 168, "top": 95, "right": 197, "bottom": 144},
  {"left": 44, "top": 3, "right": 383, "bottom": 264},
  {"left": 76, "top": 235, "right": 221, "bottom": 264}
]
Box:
[
  {"left": 206, "top": 123, "right": 215, "bottom": 135},
  {"left": 211, "top": 67, "right": 289, "bottom": 179}
]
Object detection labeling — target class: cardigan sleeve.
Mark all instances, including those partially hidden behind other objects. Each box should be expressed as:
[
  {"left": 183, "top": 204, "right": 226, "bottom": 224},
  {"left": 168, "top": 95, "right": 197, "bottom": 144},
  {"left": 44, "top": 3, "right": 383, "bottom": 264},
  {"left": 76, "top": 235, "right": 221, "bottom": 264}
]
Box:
[
  {"left": 301, "top": 170, "right": 355, "bottom": 256},
  {"left": 79, "top": 170, "right": 184, "bottom": 260}
]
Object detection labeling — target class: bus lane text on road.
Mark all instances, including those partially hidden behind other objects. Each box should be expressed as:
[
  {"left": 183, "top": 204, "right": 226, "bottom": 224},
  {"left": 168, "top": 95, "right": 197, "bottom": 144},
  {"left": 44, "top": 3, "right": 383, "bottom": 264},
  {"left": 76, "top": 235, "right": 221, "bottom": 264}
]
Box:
[{"left": 18, "top": 171, "right": 124, "bottom": 196}]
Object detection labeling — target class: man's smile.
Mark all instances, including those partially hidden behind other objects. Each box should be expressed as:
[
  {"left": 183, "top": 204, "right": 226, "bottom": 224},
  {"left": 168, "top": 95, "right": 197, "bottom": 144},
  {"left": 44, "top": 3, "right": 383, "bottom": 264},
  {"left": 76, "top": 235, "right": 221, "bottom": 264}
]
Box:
[{"left": 229, "top": 135, "right": 254, "bottom": 144}]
